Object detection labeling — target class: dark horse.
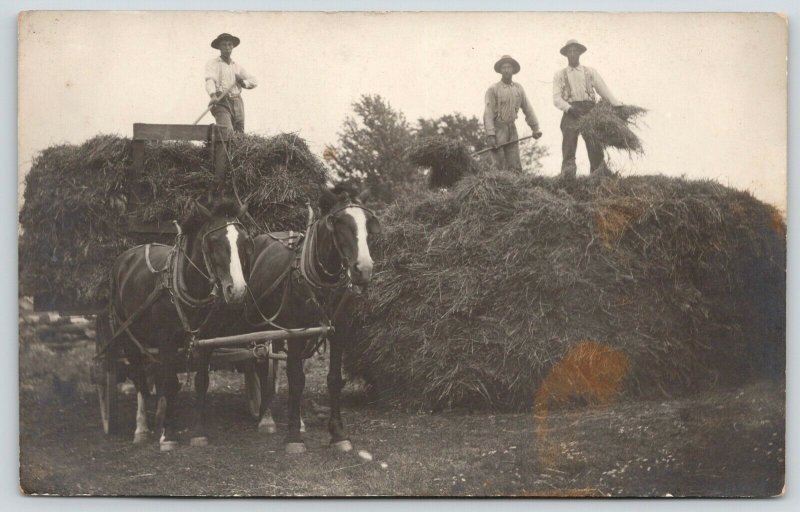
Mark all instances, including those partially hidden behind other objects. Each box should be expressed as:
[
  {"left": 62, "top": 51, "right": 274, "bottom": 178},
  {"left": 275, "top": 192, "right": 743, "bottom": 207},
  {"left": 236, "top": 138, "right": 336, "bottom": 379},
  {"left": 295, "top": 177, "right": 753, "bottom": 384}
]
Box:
[
  {"left": 191, "top": 185, "right": 380, "bottom": 453},
  {"left": 100, "top": 200, "right": 252, "bottom": 451}
]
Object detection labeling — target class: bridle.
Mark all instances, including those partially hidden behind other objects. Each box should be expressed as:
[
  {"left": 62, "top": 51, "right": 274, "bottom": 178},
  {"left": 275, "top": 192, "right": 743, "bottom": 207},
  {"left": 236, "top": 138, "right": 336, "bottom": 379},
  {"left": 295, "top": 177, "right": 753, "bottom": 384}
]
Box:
[
  {"left": 176, "top": 219, "right": 251, "bottom": 301},
  {"left": 101, "top": 218, "right": 252, "bottom": 365},
  {"left": 300, "top": 203, "right": 376, "bottom": 290}
]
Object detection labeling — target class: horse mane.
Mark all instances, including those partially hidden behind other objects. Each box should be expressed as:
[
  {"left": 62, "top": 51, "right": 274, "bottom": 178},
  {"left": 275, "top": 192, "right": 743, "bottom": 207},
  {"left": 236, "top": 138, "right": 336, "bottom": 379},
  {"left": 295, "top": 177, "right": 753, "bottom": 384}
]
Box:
[
  {"left": 211, "top": 198, "right": 242, "bottom": 218},
  {"left": 180, "top": 198, "right": 241, "bottom": 237},
  {"left": 330, "top": 183, "right": 357, "bottom": 199}
]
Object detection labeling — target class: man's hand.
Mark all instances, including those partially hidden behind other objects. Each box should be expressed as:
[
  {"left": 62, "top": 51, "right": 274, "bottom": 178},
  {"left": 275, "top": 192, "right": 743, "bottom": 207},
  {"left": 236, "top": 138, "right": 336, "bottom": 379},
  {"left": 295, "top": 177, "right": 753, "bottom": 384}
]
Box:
[
  {"left": 236, "top": 76, "right": 247, "bottom": 88},
  {"left": 532, "top": 131, "right": 543, "bottom": 140},
  {"left": 486, "top": 135, "right": 496, "bottom": 149},
  {"left": 208, "top": 93, "right": 220, "bottom": 106}
]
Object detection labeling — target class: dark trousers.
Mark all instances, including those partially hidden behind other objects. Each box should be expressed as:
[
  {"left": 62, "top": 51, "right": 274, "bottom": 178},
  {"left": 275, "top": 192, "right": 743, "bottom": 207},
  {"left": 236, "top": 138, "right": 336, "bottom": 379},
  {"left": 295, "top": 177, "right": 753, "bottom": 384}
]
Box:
[
  {"left": 211, "top": 96, "right": 245, "bottom": 133},
  {"left": 560, "top": 101, "right": 605, "bottom": 178}
]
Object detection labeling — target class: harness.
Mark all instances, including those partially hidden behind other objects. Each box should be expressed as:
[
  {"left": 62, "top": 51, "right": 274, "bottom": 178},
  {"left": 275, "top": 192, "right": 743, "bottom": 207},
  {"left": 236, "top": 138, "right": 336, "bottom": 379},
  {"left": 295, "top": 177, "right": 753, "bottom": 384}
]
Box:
[
  {"left": 97, "top": 220, "right": 245, "bottom": 363},
  {"left": 244, "top": 203, "right": 374, "bottom": 359}
]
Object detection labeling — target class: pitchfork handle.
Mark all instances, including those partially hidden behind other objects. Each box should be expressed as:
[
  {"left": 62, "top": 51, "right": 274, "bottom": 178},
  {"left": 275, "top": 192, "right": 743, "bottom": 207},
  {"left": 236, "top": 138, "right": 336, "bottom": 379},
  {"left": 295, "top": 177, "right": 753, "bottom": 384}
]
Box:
[
  {"left": 472, "top": 135, "right": 535, "bottom": 157},
  {"left": 193, "top": 82, "right": 239, "bottom": 125}
]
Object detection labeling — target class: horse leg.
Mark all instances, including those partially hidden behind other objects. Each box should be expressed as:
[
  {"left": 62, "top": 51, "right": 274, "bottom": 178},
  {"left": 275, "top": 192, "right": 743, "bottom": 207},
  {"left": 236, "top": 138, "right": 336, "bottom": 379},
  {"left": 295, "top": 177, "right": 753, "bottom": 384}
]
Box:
[
  {"left": 285, "top": 346, "right": 306, "bottom": 454},
  {"left": 327, "top": 340, "right": 352, "bottom": 451},
  {"left": 256, "top": 360, "right": 277, "bottom": 434},
  {"left": 190, "top": 348, "right": 212, "bottom": 447},
  {"left": 131, "top": 358, "right": 151, "bottom": 444},
  {"left": 158, "top": 340, "right": 181, "bottom": 452}
]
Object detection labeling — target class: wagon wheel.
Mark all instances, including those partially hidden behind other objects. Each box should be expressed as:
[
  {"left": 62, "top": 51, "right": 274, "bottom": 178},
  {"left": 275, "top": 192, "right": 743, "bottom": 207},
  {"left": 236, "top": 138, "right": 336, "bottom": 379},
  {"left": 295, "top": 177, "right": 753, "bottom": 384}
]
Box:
[
  {"left": 94, "top": 318, "right": 120, "bottom": 435},
  {"left": 244, "top": 358, "right": 280, "bottom": 419}
]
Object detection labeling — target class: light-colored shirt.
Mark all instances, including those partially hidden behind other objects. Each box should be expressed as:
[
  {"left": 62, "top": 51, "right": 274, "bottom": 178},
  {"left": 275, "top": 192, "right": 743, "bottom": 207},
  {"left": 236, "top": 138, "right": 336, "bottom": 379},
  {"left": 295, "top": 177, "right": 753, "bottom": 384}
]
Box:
[
  {"left": 483, "top": 81, "right": 540, "bottom": 136},
  {"left": 204, "top": 57, "right": 257, "bottom": 97},
  {"left": 552, "top": 65, "right": 620, "bottom": 112}
]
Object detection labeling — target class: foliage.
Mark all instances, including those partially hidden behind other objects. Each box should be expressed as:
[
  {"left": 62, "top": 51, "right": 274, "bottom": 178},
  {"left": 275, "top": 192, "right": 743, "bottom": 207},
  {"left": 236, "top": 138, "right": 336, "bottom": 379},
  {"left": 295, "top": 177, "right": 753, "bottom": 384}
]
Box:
[{"left": 324, "top": 95, "right": 419, "bottom": 203}]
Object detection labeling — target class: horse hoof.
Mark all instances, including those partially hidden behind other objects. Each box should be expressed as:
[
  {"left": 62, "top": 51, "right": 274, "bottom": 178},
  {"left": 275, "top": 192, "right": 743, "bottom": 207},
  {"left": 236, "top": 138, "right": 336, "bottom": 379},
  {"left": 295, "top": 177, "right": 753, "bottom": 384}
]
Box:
[
  {"left": 159, "top": 440, "right": 179, "bottom": 452},
  {"left": 332, "top": 440, "right": 353, "bottom": 452},
  {"left": 258, "top": 422, "right": 277, "bottom": 434},
  {"left": 190, "top": 436, "right": 209, "bottom": 447},
  {"left": 133, "top": 431, "right": 150, "bottom": 444},
  {"left": 286, "top": 442, "right": 307, "bottom": 454}
]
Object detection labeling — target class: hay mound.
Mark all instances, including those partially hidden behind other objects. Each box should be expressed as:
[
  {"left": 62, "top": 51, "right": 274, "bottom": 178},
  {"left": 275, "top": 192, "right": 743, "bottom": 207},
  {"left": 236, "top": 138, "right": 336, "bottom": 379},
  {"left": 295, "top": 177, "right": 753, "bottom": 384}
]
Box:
[
  {"left": 407, "top": 136, "right": 481, "bottom": 189},
  {"left": 346, "top": 172, "right": 785, "bottom": 411},
  {"left": 19, "top": 133, "right": 327, "bottom": 309},
  {"left": 576, "top": 101, "right": 647, "bottom": 155}
]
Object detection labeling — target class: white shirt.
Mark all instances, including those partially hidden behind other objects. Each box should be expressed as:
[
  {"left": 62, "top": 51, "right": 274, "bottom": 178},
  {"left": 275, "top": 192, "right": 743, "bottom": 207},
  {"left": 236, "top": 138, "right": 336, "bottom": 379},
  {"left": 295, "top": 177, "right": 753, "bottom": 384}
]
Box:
[
  {"left": 204, "top": 57, "right": 257, "bottom": 97},
  {"left": 553, "top": 65, "right": 620, "bottom": 112}
]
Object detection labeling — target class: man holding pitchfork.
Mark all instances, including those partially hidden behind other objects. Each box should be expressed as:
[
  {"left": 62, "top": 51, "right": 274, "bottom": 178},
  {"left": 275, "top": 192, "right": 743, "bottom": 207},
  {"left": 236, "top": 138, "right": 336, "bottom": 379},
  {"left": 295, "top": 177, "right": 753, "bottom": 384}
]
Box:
[{"left": 205, "top": 33, "right": 258, "bottom": 133}]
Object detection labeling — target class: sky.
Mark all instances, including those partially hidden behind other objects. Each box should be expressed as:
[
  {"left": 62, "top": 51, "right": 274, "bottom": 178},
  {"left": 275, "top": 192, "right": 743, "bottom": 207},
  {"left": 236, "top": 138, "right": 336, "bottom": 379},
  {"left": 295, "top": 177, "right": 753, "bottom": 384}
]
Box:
[{"left": 18, "top": 11, "right": 788, "bottom": 209}]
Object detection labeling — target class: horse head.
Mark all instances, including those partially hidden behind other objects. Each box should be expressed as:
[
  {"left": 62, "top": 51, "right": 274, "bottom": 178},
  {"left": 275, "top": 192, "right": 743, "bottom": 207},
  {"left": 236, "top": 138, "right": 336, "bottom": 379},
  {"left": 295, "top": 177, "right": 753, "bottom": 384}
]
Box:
[
  {"left": 318, "top": 185, "right": 381, "bottom": 286},
  {"left": 187, "top": 199, "right": 253, "bottom": 304}
]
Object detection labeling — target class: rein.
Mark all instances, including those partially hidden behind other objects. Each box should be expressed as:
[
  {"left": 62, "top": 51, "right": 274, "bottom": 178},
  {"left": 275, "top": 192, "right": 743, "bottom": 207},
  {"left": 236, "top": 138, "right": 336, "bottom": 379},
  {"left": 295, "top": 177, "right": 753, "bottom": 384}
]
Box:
[
  {"left": 299, "top": 203, "right": 375, "bottom": 290},
  {"left": 244, "top": 204, "right": 373, "bottom": 359},
  {"left": 101, "top": 219, "right": 247, "bottom": 362}
]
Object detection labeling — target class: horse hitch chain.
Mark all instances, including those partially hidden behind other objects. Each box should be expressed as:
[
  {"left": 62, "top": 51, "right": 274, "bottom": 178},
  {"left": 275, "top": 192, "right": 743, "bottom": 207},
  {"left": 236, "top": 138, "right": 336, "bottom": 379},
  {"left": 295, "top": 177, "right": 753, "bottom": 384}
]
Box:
[
  {"left": 184, "top": 336, "right": 197, "bottom": 385},
  {"left": 251, "top": 342, "right": 270, "bottom": 361}
]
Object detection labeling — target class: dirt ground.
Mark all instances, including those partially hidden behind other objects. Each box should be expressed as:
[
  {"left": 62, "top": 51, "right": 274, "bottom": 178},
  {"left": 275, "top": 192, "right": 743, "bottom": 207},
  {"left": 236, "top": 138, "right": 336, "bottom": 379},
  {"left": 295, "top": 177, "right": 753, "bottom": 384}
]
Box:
[{"left": 19, "top": 333, "right": 784, "bottom": 497}]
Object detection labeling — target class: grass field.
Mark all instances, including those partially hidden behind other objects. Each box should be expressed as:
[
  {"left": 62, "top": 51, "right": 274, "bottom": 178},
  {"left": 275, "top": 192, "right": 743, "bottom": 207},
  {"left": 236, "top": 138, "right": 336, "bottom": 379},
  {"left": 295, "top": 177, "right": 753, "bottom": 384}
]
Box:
[{"left": 19, "top": 330, "right": 784, "bottom": 497}]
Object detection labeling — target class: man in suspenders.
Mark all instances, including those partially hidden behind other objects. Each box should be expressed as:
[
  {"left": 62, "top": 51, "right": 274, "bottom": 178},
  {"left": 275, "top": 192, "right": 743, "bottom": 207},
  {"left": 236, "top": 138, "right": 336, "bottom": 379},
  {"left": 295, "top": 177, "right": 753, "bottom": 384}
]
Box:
[
  {"left": 553, "top": 40, "right": 621, "bottom": 179},
  {"left": 484, "top": 55, "right": 542, "bottom": 172},
  {"left": 205, "top": 33, "right": 258, "bottom": 133}
]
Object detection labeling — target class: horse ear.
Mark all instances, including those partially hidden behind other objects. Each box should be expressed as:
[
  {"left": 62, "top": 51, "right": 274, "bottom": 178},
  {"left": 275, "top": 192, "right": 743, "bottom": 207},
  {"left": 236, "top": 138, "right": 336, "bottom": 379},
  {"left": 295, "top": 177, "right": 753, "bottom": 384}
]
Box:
[
  {"left": 357, "top": 188, "right": 372, "bottom": 204},
  {"left": 195, "top": 200, "right": 213, "bottom": 220},
  {"left": 319, "top": 187, "right": 337, "bottom": 214},
  {"left": 237, "top": 202, "right": 249, "bottom": 218}
]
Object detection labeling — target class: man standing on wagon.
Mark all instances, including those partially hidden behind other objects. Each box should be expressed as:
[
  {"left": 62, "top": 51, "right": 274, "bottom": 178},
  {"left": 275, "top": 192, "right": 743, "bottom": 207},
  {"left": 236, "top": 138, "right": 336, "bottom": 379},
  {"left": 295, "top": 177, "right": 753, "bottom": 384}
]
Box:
[
  {"left": 553, "top": 39, "right": 621, "bottom": 179},
  {"left": 205, "top": 33, "right": 258, "bottom": 133},
  {"left": 483, "top": 55, "right": 542, "bottom": 172}
]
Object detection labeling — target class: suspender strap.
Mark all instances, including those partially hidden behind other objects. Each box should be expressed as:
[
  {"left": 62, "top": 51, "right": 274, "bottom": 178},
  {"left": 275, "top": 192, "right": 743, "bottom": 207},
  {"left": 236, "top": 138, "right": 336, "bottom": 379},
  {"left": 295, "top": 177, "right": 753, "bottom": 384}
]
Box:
[
  {"left": 562, "top": 69, "right": 572, "bottom": 102},
  {"left": 562, "top": 68, "right": 596, "bottom": 103}
]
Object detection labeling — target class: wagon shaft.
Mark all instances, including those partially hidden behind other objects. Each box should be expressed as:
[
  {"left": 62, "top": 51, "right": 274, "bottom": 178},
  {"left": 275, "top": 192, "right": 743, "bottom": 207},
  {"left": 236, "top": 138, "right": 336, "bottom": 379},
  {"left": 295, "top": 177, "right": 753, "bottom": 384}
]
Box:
[{"left": 194, "top": 326, "right": 332, "bottom": 349}]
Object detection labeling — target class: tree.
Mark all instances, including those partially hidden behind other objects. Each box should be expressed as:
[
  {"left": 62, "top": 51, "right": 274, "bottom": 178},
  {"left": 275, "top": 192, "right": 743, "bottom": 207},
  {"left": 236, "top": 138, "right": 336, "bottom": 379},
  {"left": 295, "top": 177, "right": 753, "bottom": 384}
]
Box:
[
  {"left": 520, "top": 140, "right": 550, "bottom": 174},
  {"left": 325, "top": 96, "right": 550, "bottom": 203},
  {"left": 324, "top": 95, "right": 419, "bottom": 203}
]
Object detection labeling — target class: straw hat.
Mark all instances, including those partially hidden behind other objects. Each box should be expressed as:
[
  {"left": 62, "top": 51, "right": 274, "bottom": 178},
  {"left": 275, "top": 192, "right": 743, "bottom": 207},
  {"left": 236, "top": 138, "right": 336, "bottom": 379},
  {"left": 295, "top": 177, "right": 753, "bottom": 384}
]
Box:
[
  {"left": 211, "top": 33, "right": 241, "bottom": 49},
  {"left": 494, "top": 55, "right": 521, "bottom": 74},
  {"left": 560, "top": 39, "right": 587, "bottom": 56}
]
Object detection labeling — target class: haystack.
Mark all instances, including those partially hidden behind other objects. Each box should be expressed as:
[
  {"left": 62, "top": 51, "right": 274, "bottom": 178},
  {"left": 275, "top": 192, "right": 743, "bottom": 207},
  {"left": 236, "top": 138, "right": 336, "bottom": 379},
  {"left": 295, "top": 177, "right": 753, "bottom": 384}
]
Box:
[
  {"left": 19, "top": 133, "right": 328, "bottom": 309},
  {"left": 346, "top": 172, "right": 785, "bottom": 411},
  {"left": 407, "top": 136, "right": 482, "bottom": 189}
]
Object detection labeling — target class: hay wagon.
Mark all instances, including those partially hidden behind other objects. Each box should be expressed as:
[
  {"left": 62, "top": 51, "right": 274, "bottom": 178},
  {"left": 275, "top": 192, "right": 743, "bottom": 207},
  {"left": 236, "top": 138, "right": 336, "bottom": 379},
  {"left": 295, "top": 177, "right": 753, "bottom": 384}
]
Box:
[{"left": 34, "top": 122, "right": 329, "bottom": 435}]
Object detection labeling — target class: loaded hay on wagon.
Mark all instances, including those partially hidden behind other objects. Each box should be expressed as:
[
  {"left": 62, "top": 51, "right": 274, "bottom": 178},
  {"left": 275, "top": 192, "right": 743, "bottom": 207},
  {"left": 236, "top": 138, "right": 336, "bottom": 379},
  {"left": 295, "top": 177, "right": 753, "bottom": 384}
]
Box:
[
  {"left": 346, "top": 171, "right": 785, "bottom": 411},
  {"left": 19, "top": 133, "right": 328, "bottom": 310}
]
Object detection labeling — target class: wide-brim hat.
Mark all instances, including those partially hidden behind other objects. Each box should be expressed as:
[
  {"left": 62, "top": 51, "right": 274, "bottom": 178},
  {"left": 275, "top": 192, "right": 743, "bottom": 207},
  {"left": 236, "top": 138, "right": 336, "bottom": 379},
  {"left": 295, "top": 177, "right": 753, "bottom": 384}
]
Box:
[
  {"left": 211, "top": 33, "right": 241, "bottom": 49},
  {"left": 560, "top": 39, "right": 587, "bottom": 56},
  {"left": 494, "top": 55, "right": 521, "bottom": 74}
]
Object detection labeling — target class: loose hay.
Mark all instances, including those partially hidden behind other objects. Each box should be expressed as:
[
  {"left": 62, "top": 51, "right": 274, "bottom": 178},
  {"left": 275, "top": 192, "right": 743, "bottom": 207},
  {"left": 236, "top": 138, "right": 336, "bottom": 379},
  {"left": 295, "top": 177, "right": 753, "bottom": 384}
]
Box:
[
  {"left": 19, "top": 133, "right": 328, "bottom": 309},
  {"left": 407, "top": 136, "right": 481, "bottom": 189},
  {"left": 346, "top": 172, "right": 785, "bottom": 411},
  {"left": 576, "top": 101, "right": 647, "bottom": 155}
]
